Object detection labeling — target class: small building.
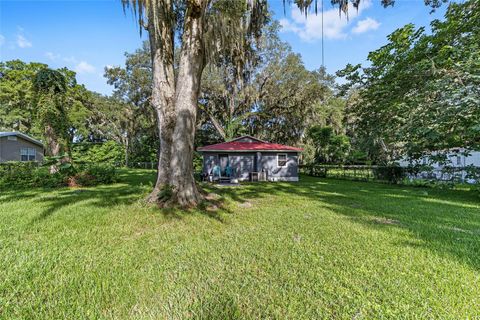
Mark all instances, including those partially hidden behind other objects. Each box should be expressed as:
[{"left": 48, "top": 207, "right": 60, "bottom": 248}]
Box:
[
  {"left": 0, "top": 132, "right": 44, "bottom": 163},
  {"left": 198, "top": 136, "right": 302, "bottom": 182}
]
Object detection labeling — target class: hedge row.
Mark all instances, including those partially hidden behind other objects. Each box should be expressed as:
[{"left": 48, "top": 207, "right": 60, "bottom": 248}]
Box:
[{"left": 0, "top": 162, "right": 118, "bottom": 189}]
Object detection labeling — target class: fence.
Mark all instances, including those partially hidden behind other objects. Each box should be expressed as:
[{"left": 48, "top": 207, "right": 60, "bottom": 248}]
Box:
[
  {"left": 300, "top": 165, "right": 386, "bottom": 182},
  {"left": 404, "top": 166, "right": 479, "bottom": 184},
  {"left": 299, "top": 164, "right": 480, "bottom": 185},
  {"left": 124, "top": 162, "right": 158, "bottom": 169}
]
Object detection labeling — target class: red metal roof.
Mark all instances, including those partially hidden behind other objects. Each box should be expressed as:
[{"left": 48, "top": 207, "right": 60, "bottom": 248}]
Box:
[{"left": 198, "top": 136, "right": 303, "bottom": 152}]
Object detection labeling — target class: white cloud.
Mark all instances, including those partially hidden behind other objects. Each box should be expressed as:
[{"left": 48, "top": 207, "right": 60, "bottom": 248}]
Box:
[
  {"left": 352, "top": 17, "right": 380, "bottom": 34},
  {"left": 0, "top": 35, "right": 5, "bottom": 46},
  {"left": 291, "top": 7, "right": 349, "bottom": 40},
  {"left": 43, "top": 53, "right": 96, "bottom": 75},
  {"left": 75, "top": 61, "right": 96, "bottom": 74},
  {"left": 280, "top": 0, "right": 374, "bottom": 41},
  {"left": 45, "top": 52, "right": 60, "bottom": 61},
  {"left": 16, "top": 34, "right": 32, "bottom": 48},
  {"left": 63, "top": 56, "right": 78, "bottom": 63},
  {"left": 279, "top": 18, "right": 301, "bottom": 34}
]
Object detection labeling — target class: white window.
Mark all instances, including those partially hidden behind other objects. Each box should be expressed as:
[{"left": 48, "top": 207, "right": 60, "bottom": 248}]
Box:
[
  {"left": 277, "top": 153, "right": 287, "bottom": 167},
  {"left": 20, "top": 148, "right": 36, "bottom": 161},
  {"left": 456, "top": 156, "right": 462, "bottom": 166},
  {"left": 7, "top": 136, "right": 17, "bottom": 141}
]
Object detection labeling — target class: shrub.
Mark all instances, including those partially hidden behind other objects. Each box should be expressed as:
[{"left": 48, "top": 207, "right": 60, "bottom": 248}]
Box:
[
  {"left": 31, "top": 168, "right": 66, "bottom": 188},
  {"left": 0, "top": 162, "right": 118, "bottom": 189},
  {"left": 372, "top": 166, "right": 406, "bottom": 184},
  {"left": 193, "top": 151, "right": 203, "bottom": 173},
  {"left": 0, "top": 162, "right": 40, "bottom": 188},
  {"left": 81, "top": 164, "right": 118, "bottom": 185},
  {"left": 72, "top": 141, "right": 125, "bottom": 166},
  {"left": 0, "top": 163, "right": 65, "bottom": 189}
]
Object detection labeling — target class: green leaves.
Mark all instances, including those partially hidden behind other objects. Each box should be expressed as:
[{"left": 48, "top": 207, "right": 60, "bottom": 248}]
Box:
[
  {"left": 338, "top": 0, "right": 480, "bottom": 162},
  {"left": 307, "top": 125, "right": 351, "bottom": 164},
  {"left": 0, "top": 60, "right": 47, "bottom": 134},
  {"left": 33, "top": 69, "right": 67, "bottom": 94}
]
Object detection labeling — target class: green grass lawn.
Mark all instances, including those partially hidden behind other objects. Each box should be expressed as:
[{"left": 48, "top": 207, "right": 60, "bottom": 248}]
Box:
[{"left": 1, "top": 170, "right": 479, "bottom": 319}]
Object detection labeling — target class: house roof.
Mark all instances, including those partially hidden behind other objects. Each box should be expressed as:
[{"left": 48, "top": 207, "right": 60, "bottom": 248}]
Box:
[
  {"left": 0, "top": 132, "right": 44, "bottom": 147},
  {"left": 197, "top": 136, "right": 303, "bottom": 152}
]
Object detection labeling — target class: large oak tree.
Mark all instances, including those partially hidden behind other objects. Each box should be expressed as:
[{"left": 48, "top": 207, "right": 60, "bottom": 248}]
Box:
[
  {"left": 122, "top": 0, "right": 268, "bottom": 206},
  {"left": 122, "top": 0, "right": 441, "bottom": 207}
]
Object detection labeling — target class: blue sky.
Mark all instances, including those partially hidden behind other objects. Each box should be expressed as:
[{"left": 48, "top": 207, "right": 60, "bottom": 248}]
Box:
[{"left": 0, "top": 0, "right": 448, "bottom": 95}]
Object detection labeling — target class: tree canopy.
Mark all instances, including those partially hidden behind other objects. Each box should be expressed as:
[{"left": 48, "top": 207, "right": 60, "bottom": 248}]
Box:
[
  {"left": 0, "top": 0, "right": 464, "bottom": 207},
  {"left": 338, "top": 0, "right": 480, "bottom": 163}
]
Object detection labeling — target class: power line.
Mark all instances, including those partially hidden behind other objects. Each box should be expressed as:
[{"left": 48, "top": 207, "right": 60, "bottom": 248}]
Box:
[{"left": 321, "top": 0, "right": 325, "bottom": 68}]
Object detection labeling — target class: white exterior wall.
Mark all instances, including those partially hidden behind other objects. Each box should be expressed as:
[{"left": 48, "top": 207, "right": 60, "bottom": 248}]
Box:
[
  {"left": 465, "top": 151, "right": 480, "bottom": 166},
  {"left": 398, "top": 149, "right": 480, "bottom": 183},
  {"left": 399, "top": 150, "right": 480, "bottom": 168}
]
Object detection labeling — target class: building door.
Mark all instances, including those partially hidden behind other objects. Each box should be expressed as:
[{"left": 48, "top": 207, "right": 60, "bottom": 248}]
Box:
[{"left": 219, "top": 154, "right": 229, "bottom": 176}]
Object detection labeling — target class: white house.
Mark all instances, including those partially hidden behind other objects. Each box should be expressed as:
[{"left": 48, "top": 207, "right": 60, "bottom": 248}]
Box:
[{"left": 398, "top": 148, "right": 480, "bottom": 183}]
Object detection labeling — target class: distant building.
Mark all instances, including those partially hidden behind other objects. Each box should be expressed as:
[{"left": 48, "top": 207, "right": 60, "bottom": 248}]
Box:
[
  {"left": 198, "top": 136, "right": 303, "bottom": 182},
  {"left": 0, "top": 132, "right": 44, "bottom": 163},
  {"left": 398, "top": 148, "right": 480, "bottom": 183},
  {"left": 398, "top": 148, "right": 480, "bottom": 168}
]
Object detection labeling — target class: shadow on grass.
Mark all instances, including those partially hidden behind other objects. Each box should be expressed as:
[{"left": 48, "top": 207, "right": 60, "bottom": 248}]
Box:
[
  {"left": 209, "top": 174, "right": 480, "bottom": 270},
  {"left": 0, "top": 169, "right": 227, "bottom": 224},
  {"left": 2, "top": 170, "right": 479, "bottom": 270},
  {"left": 29, "top": 185, "right": 147, "bottom": 223},
  {"left": 189, "top": 293, "right": 243, "bottom": 320}
]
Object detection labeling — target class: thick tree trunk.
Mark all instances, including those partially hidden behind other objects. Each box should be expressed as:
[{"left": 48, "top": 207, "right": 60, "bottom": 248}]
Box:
[
  {"left": 145, "top": 0, "right": 176, "bottom": 203},
  {"left": 169, "top": 2, "right": 205, "bottom": 207},
  {"left": 44, "top": 124, "right": 61, "bottom": 157},
  {"left": 148, "top": 50, "right": 176, "bottom": 202}
]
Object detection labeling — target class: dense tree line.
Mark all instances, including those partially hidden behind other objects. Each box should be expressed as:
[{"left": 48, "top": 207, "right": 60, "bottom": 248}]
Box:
[
  {"left": 0, "top": 60, "right": 157, "bottom": 167},
  {"left": 1, "top": 0, "right": 464, "bottom": 206},
  {"left": 0, "top": 36, "right": 340, "bottom": 168}
]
